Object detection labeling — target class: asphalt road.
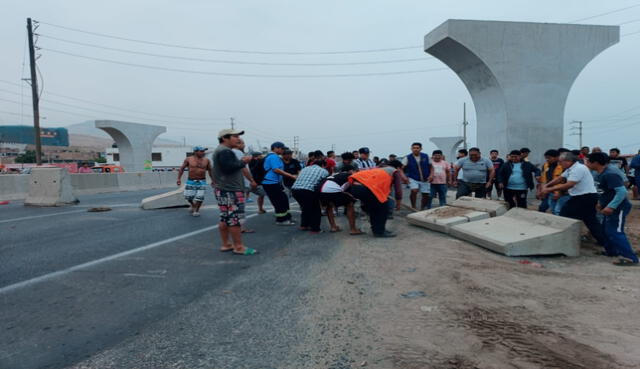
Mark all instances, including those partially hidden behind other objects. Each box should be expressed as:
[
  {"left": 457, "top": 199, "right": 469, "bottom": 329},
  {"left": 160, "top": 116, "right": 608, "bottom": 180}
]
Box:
[{"left": 0, "top": 189, "right": 340, "bottom": 369}]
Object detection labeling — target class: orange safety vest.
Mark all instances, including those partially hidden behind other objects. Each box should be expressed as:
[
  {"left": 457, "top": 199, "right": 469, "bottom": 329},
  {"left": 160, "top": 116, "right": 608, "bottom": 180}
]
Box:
[{"left": 349, "top": 168, "right": 392, "bottom": 203}]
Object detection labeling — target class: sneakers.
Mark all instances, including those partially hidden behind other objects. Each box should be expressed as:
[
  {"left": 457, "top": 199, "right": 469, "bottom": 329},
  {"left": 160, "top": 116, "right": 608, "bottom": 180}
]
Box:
[
  {"left": 192, "top": 211, "right": 200, "bottom": 217},
  {"left": 276, "top": 220, "right": 296, "bottom": 226}
]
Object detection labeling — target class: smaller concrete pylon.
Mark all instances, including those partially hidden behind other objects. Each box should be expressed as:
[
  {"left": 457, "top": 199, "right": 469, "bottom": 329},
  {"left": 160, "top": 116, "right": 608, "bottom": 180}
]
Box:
[
  {"left": 407, "top": 206, "right": 490, "bottom": 234},
  {"left": 25, "top": 167, "right": 78, "bottom": 207},
  {"left": 429, "top": 136, "right": 463, "bottom": 162},
  {"left": 95, "top": 120, "right": 166, "bottom": 172}
]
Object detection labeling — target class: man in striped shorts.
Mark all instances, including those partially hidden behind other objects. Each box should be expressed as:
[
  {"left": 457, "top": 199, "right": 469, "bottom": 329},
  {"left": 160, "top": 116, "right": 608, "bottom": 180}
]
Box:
[{"left": 177, "top": 146, "right": 213, "bottom": 217}]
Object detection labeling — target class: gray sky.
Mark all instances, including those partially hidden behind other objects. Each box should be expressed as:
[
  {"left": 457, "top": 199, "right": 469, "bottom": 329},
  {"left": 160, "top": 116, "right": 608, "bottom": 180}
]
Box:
[{"left": 1, "top": 0, "right": 639, "bottom": 156}]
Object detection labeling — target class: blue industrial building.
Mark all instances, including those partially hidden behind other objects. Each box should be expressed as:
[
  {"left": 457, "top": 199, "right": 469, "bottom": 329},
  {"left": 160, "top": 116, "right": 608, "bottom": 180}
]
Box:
[{"left": 0, "top": 125, "right": 69, "bottom": 146}]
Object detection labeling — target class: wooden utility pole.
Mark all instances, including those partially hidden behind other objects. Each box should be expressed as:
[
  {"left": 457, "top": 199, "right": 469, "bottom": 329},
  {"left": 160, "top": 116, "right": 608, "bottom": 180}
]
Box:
[
  {"left": 230, "top": 117, "right": 235, "bottom": 129},
  {"left": 27, "top": 18, "right": 42, "bottom": 165}
]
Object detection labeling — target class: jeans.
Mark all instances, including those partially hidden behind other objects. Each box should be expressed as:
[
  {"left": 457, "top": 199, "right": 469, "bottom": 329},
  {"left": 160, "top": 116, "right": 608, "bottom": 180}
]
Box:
[
  {"left": 456, "top": 181, "right": 487, "bottom": 199},
  {"left": 602, "top": 201, "right": 638, "bottom": 262},
  {"left": 504, "top": 188, "right": 528, "bottom": 209},
  {"left": 349, "top": 184, "right": 388, "bottom": 235},
  {"left": 538, "top": 193, "right": 550, "bottom": 213},
  {"left": 262, "top": 183, "right": 292, "bottom": 222},
  {"left": 292, "top": 189, "right": 321, "bottom": 231},
  {"left": 553, "top": 195, "right": 570, "bottom": 216},
  {"left": 560, "top": 193, "right": 606, "bottom": 245},
  {"left": 428, "top": 184, "right": 448, "bottom": 208}
]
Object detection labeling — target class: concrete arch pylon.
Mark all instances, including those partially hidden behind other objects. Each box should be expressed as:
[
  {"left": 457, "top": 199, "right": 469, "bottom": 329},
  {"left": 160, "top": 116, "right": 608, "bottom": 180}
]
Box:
[
  {"left": 430, "top": 136, "right": 464, "bottom": 162},
  {"left": 424, "top": 20, "right": 619, "bottom": 163},
  {"left": 95, "top": 120, "right": 166, "bottom": 172}
]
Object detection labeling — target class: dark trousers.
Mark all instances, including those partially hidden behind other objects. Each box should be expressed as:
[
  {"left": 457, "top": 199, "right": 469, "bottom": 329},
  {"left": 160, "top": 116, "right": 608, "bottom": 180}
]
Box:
[
  {"left": 349, "top": 184, "right": 388, "bottom": 235},
  {"left": 262, "top": 183, "right": 291, "bottom": 222},
  {"left": 602, "top": 201, "right": 638, "bottom": 262},
  {"left": 292, "top": 189, "right": 322, "bottom": 231},
  {"left": 504, "top": 188, "right": 528, "bottom": 209},
  {"left": 456, "top": 181, "right": 487, "bottom": 199},
  {"left": 560, "top": 193, "right": 606, "bottom": 245}
]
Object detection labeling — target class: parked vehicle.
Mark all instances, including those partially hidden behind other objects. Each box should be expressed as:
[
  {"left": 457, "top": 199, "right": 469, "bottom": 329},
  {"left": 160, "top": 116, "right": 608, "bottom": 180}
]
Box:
[{"left": 92, "top": 165, "right": 125, "bottom": 173}]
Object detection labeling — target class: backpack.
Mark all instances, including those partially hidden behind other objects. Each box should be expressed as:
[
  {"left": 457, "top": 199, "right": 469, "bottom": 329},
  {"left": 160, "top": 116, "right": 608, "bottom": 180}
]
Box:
[{"left": 250, "top": 158, "right": 266, "bottom": 184}]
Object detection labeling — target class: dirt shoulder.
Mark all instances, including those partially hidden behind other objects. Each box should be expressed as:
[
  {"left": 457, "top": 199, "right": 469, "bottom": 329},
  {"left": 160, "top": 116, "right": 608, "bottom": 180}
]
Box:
[{"left": 285, "top": 210, "right": 640, "bottom": 369}]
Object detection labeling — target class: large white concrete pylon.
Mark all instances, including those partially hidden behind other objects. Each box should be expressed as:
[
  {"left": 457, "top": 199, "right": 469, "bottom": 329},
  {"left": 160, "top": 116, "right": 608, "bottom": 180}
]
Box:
[
  {"left": 424, "top": 20, "right": 619, "bottom": 163},
  {"left": 95, "top": 120, "right": 166, "bottom": 172},
  {"left": 430, "top": 136, "right": 464, "bottom": 162}
]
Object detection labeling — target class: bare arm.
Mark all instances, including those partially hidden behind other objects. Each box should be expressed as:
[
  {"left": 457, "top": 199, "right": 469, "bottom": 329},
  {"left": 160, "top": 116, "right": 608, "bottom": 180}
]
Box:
[
  {"left": 485, "top": 167, "right": 495, "bottom": 188},
  {"left": 242, "top": 167, "right": 257, "bottom": 188},
  {"left": 273, "top": 168, "right": 296, "bottom": 180},
  {"left": 177, "top": 159, "right": 189, "bottom": 185},
  {"left": 543, "top": 180, "right": 576, "bottom": 194}
]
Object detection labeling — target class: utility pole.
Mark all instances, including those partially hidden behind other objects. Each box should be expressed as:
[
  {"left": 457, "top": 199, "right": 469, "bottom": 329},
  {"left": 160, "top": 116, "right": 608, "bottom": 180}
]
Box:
[
  {"left": 293, "top": 136, "right": 300, "bottom": 157},
  {"left": 27, "top": 18, "right": 42, "bottom": 165},
  {"left": 570, "top": 120, "right": 583, "bottom": 148},
  {"left": 462, "top": 102, "right": 469, "bottom": 150},
  {"left": 230, "top": 117, "right": 235, "bottom": 129}
]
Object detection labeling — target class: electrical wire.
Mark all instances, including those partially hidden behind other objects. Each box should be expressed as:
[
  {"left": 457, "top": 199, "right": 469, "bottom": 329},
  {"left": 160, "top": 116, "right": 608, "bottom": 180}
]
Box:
[
  {"left": 569, "top": 3, "right": 640, "bottom": 23},
  {"left": 36, "top": 20, "right": 422, "bottom": 55},
  {"left": 38, "top": 35, "right": 432, "bottom": 66},
  {"left": 41, "top": 48, "right": 448, "bottom": 78}
]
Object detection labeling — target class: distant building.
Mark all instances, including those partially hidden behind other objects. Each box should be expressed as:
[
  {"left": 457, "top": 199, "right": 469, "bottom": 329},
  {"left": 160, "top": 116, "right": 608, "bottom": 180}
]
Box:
[
  {"left": 0, "top": 125, "right": 69, "bottom": 146},
  {"left": 106, "top": 146, "right": 195, "bottom": 168}
]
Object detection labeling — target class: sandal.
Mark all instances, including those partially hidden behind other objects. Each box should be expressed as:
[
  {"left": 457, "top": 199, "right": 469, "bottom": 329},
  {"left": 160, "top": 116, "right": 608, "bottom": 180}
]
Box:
[
  {"left": 233, "top": 247, "right": 259, "bottom": 256},
  {"left": 220, "top": 245, "right": 234, "bottom": 252},
  {"left": 613, "top": 259, "right": 638, "bottom": 267},
  {"left": 241, "top": 229, "right": 256, "bottom": 233},
  {"left": 330, "top": 227, "right": 342, "bottom": 233},
  {"left": 349, "top": 230, "right": 365, "bottom": 236}
]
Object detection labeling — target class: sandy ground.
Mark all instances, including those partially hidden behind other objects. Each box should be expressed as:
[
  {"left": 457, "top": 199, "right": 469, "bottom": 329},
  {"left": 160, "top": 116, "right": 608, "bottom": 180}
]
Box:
[{"left": 284, "top": 206, "right": 640, "bottom": 369}]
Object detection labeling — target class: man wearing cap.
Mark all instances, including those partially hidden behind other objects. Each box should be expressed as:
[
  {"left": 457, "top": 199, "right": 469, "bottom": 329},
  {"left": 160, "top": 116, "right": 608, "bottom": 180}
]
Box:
[
  {"left": 177, "top": 146, "right": 213, "bottom": 217},
  {"left": 212, "top": 129, "right": 256, "bottom": 255},
  {"left": 262, "top": 142, "right": 297, "bottom": 225},
  {"left": 354, "top": 147, "right": 375, "bottom": 170}
]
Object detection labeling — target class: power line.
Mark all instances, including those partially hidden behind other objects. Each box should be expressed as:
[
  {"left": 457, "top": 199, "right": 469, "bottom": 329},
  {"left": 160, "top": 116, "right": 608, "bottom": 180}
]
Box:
[
  {"left": 38, "top": 35, "right": 432, "bottom": 66},
  {"left": 41, "top": 48, "right": 449, "bottom": 78},
  {"left": 569, "top": 2, "right": 640, "bottom": 23},
  {"left": 36, "top": 20, "right": 421, "bottom": 55}
]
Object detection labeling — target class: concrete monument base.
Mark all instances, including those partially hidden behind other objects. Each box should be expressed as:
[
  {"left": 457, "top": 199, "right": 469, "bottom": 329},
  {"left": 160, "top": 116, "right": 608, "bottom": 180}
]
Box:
[
  {"left": 450, "top": 197, "right": 508, "bottom": 217},
  {"left": 407, "top": 206, "right": 489, "bottom": 234}
]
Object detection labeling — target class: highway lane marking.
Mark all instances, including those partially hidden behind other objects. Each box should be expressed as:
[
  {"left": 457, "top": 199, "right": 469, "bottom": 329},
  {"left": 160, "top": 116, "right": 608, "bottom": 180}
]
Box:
[
  {"left": 0, "top": 213, "right": 258, "bottom": 294},
  {"left": 0, "top": 209, "right": 89, "bottom": 224}
]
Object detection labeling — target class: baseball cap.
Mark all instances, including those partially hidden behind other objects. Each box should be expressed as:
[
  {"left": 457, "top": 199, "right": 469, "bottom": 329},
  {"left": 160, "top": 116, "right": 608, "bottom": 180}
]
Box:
[
  {"left": 359, "top": 147, "right": 370, "bottom": 154},
  {"left": 217, "top": 128, "right": 245, "bottom": 139},
  {"left": 193, "top": 146, "right": 207, "bottom": 152},
  {"left": 271, "top": 141, "right": 286, "bottom": 149}
]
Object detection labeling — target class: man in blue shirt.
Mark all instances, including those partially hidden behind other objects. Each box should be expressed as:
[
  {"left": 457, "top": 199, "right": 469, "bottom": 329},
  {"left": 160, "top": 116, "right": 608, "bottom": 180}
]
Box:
[
  {"left": 587, "top": 152, "right": 638, "bottom": 266},
  {"left": 497, "top": 150, "right": 540, "bottom": 209},
  {"left": 262, "top": 142, "right": 298, "bottom": 225}
]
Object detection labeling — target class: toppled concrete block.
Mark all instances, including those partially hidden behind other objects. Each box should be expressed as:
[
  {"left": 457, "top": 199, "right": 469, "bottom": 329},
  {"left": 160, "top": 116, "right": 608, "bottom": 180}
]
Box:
[
  {"left": 407, "top": 206, "right": 490, "bottom": 233},
  {"left": 141, "top": 187, "right": 189, "bottom": 210},
  {"left": 451, "top": 196, "right": 507, "bottom": 217},
  {"left": 449, "top": 207, "right": 581, "bottom": 257},
  {"left": 25, "top": 168, "right": 78, "bottom": 207}
]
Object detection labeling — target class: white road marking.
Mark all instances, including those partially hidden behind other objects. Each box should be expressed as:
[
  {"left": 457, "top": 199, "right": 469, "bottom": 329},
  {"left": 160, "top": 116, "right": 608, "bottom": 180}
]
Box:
[
  {"left": 0, "top": 213, "right": 258, "bottom": 294},
  {"left": 122, "top": 273, "right": 166, "bottom": 279},
  {"left": 0, "top": 203, "right": 140, "bottom": 224}
]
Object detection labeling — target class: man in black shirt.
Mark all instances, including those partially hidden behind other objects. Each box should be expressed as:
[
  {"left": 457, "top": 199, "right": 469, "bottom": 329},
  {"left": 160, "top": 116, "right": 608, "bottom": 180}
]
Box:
[
  {"left": 587, "top": 152, "right": 637, "bottom": 266},
  {"left": 248, "top": 152, "right": 267, "bottom": 214},
  {"left": 282, "top": 149, "right": 301, "bottom": 195},
  {"left": 487, "top": 149, "right": 504, "bottom": 199}
]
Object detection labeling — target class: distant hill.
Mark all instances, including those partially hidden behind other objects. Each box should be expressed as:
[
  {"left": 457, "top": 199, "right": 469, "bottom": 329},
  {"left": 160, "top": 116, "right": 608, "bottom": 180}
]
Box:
[{"left": 64, "top": 121, "right": 184, "bottom": 147}]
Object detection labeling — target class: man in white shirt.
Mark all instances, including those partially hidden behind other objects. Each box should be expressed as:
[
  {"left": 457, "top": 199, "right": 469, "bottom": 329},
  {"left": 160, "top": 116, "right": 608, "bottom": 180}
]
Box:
[{"left": 541, "top": 152, "right": 605, "bottom": 246}]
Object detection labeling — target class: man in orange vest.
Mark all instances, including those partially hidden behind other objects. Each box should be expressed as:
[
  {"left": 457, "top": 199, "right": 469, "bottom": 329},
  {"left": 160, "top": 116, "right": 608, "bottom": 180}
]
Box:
[{"left": 347, "top": 165, "right": 401, "bottom": 237}]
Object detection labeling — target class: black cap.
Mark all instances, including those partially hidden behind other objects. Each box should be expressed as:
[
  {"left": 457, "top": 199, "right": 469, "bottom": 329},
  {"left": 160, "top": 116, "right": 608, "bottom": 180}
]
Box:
[{"left": 359, "top": 147, "right": 370, "bottom": 154}]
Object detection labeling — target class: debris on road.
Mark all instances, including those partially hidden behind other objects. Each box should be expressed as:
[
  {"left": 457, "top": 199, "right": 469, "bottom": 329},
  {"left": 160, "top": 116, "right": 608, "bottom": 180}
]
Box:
[
  {"left": 401, "top": 291, "right": 427, "bottom": 299},
  {"left": 87, "top": 207, "right": 112, "bottom": 212}
]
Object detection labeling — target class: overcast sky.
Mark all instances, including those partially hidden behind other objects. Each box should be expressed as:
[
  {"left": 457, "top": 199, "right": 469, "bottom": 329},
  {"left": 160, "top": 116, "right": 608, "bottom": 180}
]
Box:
[{"left": 1, "top": 0, "right": 639, "bottom": 156}]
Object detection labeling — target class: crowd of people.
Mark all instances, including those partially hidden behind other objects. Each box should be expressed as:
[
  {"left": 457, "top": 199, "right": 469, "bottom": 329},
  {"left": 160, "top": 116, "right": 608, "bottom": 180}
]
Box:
[{"left": 178, "top": 128, "right": 639, "bottom": 266}]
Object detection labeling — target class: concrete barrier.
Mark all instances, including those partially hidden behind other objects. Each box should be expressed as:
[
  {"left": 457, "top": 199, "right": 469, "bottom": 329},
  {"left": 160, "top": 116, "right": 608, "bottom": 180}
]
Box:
[
  {"left": 449, "top": 208, "right": 581, "bottom": 257},
  {"left": 141, "top": 187, "right": 189, "bottom": 210},
  {"left": 0, "top": 175, "right": 29, "bottom": 200},
  {"left": 407, "top": 206, "right": 490, "bottom": 233},
  {"left": 24, "top": 168, "right": 78, "bottom": 207},
  {"left": 71, "top": 172, "right": 181, "bottom": 195},
  {"left": 450, "top": 197, "right": 508, "bottom": 217}
]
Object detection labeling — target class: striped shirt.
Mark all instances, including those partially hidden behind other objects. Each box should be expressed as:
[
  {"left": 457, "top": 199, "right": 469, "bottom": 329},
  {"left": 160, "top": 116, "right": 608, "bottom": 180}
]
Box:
[
  {"left": 355, "top": 158, "right": 376, "bottom": 170},
  {"left": 291, "top": 165, "right": 329, "bottom": 191}
]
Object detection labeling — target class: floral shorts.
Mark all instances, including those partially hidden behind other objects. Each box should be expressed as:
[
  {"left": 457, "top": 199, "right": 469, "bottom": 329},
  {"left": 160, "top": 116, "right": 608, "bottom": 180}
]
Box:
[{"left": 215, "top": 189, "right": 245, "bottom": 226}]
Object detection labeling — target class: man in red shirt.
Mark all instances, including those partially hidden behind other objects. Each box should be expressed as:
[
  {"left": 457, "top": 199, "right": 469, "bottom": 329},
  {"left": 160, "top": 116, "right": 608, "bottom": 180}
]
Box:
[{"left": 326, "top": 150, "right": 337, "bottom": 174}]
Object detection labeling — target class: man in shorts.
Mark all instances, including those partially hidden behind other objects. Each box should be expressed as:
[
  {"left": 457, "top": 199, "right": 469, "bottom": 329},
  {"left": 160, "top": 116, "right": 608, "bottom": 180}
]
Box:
[
  {"left": 177, "top": 146, "right": 213, "bottom": 217},
  {"left": 402, "top": 142, "right": 431, "bottom": 210},
  {"left": 212, "top": 129, "right": 256, "bottom": 255}
]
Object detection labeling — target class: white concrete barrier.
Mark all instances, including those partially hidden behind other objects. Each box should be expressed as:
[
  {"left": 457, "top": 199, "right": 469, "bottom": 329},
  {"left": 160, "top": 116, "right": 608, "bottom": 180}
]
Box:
[
  {"left": 449, "top": 207, "right": 581, "bottom": 257},
  {"left": 24, "top": 168, "right": 78, "bottom": 207},
  {"left": 407, "top": 206, "right": 490, "bottom": 234},
  {"left": 0, "top": 175, "right": 29, "bottom": 200},
  {"left": 141, "top": 187, "right": 189, "bottom": 210},
  {"left": 450, "top": 197, "right": 508, "bottom": 217}
]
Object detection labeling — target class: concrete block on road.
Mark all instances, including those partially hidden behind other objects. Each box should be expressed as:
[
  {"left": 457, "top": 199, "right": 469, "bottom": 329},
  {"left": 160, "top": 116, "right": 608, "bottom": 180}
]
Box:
[
  {"left": 451, "top": 196, "right": 507, "bottom": 217},
  {"left": 449, "top": 207, "right": 581, "bottom": 257},
  {"left": 407, "top": 206, "right": 490, "bottom": 234},
  {"left": 141, "top": 187, "right": 189, "bottom": 210},
  {"left": 25, "top": 168, "right": 78, "bottom": 207}
]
